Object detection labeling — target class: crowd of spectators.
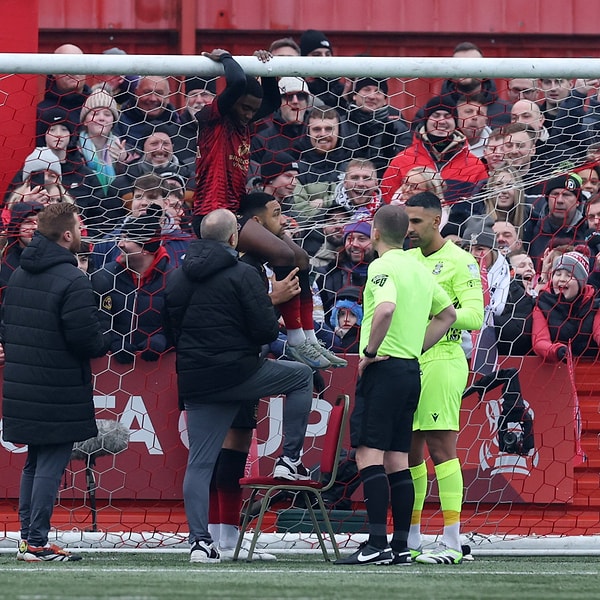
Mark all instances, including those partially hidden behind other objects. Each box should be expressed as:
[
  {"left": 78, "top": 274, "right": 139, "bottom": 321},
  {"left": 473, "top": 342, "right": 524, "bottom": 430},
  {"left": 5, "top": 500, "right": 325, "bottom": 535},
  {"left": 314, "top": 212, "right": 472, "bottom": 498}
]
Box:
[{"left": 4, "top": 34, "right": 600, "bottom": 364}]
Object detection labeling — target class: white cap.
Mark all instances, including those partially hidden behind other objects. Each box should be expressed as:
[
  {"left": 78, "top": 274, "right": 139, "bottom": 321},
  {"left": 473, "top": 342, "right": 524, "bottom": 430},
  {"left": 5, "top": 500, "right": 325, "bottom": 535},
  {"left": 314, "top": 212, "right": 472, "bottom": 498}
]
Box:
[
  {"left": 278, "top": 77, "right": 308, "bottom": 95},
  {"left": 22, "top": 147, "right": 62, "bottom": 182}
]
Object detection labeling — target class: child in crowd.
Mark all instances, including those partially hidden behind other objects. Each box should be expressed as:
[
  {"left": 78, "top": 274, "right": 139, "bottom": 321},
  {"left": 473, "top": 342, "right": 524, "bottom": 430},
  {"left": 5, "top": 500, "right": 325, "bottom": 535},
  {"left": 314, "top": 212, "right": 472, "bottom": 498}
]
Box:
[{"left": 533, "top": 247, "right": 600, "bottom": 362}]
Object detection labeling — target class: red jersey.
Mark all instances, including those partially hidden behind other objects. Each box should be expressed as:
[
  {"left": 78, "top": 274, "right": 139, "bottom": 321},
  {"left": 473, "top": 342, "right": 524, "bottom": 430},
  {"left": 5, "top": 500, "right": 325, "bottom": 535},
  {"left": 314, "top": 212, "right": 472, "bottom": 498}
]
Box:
[{"left": 193, "top": 101, "right": 250, "bottom": 216}]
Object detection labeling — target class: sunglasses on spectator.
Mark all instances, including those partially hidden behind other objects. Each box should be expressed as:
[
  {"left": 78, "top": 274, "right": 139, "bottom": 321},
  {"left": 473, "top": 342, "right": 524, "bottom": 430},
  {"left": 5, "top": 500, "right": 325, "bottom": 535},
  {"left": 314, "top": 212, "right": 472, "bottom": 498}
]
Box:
[{"left": 281, "top": 92, "right": 309, "bottom": 102}]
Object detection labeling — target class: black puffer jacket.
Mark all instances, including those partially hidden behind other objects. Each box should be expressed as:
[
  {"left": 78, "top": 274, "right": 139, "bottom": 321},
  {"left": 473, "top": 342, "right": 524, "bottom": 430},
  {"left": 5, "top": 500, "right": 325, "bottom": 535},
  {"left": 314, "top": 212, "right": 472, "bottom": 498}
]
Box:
[
  {"left": 165, "top": 239, "right": 279, "bottom": 405},
  {"left": 1, "top": 232, "right": 111, "bottom": 445}
]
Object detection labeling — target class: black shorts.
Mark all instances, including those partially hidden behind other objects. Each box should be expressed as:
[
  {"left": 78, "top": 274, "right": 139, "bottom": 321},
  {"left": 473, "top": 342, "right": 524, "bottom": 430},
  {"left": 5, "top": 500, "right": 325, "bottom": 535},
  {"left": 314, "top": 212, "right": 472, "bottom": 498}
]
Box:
[
  {"left": 230, "top": 397, "right": 259, "bottom": 429},
  {"left": 350, "top": 358, "right": 421, "bottom": 452},
  {"left": 192, "top": 213, "right": 250, "bottom": 240}
]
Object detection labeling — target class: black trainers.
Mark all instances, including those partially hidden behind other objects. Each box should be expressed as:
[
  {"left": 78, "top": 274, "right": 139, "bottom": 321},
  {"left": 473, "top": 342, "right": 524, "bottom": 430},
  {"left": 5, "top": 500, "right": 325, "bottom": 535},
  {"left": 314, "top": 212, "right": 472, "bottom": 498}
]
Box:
[
  {"left": 391, "top": 550, "right": 413, "bottom": 565},
  {"left": 19, "top": 541, "right": 82, "bottom": 562},
  {"left": 335, "top": 542, "right": 393, "bottom": 565},
  {"left": 190, "top": 540, "right": 220, "bottom": 564},
  {"left": 273, "top": 456, "right": 311, "bottom": 481}
]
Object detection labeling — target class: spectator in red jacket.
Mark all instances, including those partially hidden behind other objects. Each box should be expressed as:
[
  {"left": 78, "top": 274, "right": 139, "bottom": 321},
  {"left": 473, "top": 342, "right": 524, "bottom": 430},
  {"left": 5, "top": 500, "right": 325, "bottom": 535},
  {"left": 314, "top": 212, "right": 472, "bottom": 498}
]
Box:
[
  {"left": 381, "top": 96, "right": 487, "bottom": 211},
  {"left": 532, "top": 247, "right": 600, "bottom": 362}
]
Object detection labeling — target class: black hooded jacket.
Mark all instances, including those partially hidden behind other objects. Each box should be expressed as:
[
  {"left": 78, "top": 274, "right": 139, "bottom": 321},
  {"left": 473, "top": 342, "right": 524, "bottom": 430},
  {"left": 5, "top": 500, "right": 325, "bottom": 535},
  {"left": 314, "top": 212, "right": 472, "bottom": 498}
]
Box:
[
  {"left": 1, "top": 232, "right": 110, "bottom": 445},
  {"left": 164, "top": 239, "right": 279, "bottom": 405}
]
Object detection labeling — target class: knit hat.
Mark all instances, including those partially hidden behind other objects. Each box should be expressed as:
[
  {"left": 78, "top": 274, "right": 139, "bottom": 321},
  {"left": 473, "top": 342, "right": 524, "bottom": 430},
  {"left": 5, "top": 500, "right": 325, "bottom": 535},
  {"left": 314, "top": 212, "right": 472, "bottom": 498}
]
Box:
[
  {"left": 423, "top": 95, "right": 458, "bottom": 122},
  {"left": 38, "top": 107, "right": 75, "bottom": 135},
  {"left": 330, "top": 298, "right": 364, "bottom": 329},
  {"left": 300, "top": 29, "right": 333, "bottom": 56},
  {"left": 80, "top": 90, "right": 119, "bottom": 123},
  {"left": 462, "top": 216, "right": 496, "bottom": 249},
  {"left": 544, "top": 173, "right": 583, "bottom": 201},
  {"left": 343, "top": 220, "right": 372, "bottom": 241},
  {"left": 121, "top": 204, "right": 163, "bottom": 253},
  {"left": 552, "top": 251, "right": 590, "bottom": 290},
  {"left": 184, "top": 76, "right": 217, "bottom": 96},
  {"left": 278, "top": 77, "right": 309, "bottom": 96},
  {"left": 354, "top": 78, "right": 388, "bottom": 95},
  {"left": 7, "top": 201, "right": 44, "bottom": 238},
  {"left": 261, "top": 151, "right": 299, "bottom": 183},
  {"left": 22, "top": 147, "right": 62, "bottom": 182}
]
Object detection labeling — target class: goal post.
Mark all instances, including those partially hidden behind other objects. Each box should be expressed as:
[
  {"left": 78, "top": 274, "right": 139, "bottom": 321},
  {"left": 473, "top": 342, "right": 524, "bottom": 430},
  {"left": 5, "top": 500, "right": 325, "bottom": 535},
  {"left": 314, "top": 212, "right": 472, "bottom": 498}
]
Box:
[{"left": 0, "top": 53, "right": 599, "bottom": 555}]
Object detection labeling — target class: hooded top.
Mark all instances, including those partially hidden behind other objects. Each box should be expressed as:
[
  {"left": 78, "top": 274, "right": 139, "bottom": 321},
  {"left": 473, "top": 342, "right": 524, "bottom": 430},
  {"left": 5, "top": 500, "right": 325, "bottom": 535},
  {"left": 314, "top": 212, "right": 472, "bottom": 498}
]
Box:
[
  {"left": 1, "top": 232, "right": 110, "bottom": 445},
  {"left": 165, "top": 239, "right": 279, "bottom": 404}
]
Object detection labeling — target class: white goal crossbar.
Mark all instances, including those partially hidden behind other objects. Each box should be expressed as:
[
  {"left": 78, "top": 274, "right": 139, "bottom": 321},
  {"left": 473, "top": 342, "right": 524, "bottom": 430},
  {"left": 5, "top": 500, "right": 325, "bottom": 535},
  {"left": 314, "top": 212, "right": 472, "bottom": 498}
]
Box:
[{"left": 3, "top": 54, "right": 600, "bottom": 79}]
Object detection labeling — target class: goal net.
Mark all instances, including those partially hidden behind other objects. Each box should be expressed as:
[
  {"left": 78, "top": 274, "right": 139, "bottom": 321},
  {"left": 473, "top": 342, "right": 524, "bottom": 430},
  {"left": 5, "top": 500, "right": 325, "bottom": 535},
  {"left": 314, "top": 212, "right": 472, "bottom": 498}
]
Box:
[{"left": 0, "top": 53, "right": 599, "bottom": 555}]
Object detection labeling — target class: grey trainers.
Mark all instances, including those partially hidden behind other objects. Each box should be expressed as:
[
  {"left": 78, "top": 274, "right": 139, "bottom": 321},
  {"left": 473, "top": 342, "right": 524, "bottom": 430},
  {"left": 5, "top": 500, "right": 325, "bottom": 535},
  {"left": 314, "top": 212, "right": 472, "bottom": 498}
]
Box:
[
  {"left": 312, "top": 342, "right": 348, "bottom": 368},
  {"left": 190, "top": 540, "right": 221, "bottom": 564},
  {"left": 287, "top": 340, "right": 331, "bottom": 369}
]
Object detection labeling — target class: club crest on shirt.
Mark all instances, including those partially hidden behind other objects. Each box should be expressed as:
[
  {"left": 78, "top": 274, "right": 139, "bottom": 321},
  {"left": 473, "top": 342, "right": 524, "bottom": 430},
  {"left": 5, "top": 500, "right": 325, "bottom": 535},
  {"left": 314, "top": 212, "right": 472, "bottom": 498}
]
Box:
[
  {"left": 102, "top": 296, "right": 113, "bottom": 311},
  {"left": 371, "top": 274, "right": 388, "bottom": 287},
  {"left": 468, "top": 264, "right": 479, "bottom": 277},
  {"left": 432, "top": 262, "right": 443, "bottom": 275}
]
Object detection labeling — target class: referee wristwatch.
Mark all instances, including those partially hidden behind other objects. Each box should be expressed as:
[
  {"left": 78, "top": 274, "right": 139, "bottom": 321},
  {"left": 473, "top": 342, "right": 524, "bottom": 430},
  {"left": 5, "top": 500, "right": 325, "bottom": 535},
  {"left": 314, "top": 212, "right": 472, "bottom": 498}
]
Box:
[{"left": 362, "top": 347, "right": 377, "bottom": 359}]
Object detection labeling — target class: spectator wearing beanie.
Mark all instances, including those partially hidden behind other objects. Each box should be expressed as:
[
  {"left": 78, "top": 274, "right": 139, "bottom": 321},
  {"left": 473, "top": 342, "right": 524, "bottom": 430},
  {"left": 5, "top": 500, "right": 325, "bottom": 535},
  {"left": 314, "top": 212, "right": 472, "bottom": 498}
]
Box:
[
  {"left": 91, "top": 203, "right": 173, "bottom": 365},
  {"left": 524, "top": 172, "right": 589, "bottom": 268},
  {"left": 533, "top": 246, "right": 600, "bottom": 361},
  {"left": 35, "top": 44, "right": 92, "bottom": 147},
  {"left": 315, "top": 219, "right": 375, "bottom": 318},
  {"left": 20, "top": 105, "right": 115, "bottom": 239},
  {"left": 381, "top": 94, "right": 487, "bottom": 212},
  {"left": 261, "top": 150, "right": 300, "bottom": 214},
  {"left": 347, "top": 78, "right": 412, "bottom": 178},
  {"left": 78, "top": 90, "right": 130, "bottom": 195},
  {"left": 298, "top": 29, "right": 347, "bottom": 111},
  {"left": 173, "top": 77, "right": 218, "bottom": 165}
]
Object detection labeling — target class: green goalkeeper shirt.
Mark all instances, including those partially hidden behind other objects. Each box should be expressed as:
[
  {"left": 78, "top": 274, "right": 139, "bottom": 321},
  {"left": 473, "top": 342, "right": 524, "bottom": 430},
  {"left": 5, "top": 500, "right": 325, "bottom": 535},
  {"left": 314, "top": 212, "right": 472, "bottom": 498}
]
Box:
[{"left": 408, "top": 240, "right": 484, "bottom": 361}]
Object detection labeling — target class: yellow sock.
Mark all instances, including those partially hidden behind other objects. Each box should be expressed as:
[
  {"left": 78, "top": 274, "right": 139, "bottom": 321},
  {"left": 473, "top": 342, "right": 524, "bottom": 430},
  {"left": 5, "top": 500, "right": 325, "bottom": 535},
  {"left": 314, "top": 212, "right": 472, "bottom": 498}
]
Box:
[
  {"left": 408, "top": 461, "right": 428, "bottom": 548},
  {"left": 434, "top": 458, "right": 462, "bottom": 550}
]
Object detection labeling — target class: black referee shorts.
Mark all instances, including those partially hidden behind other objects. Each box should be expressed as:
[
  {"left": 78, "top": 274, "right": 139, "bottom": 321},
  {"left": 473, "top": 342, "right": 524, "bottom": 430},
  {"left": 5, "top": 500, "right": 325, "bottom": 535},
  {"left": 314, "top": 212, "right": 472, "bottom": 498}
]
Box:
[{"left": 350, "top": 357, "right": 421, "bottom": 452}]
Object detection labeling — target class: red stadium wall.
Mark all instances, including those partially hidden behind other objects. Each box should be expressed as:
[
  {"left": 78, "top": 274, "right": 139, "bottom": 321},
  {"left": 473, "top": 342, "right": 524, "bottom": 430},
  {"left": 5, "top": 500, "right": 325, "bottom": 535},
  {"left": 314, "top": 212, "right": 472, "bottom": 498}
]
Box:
[{"left": 1, "top": 355, "right": 598, "bottom": 537}]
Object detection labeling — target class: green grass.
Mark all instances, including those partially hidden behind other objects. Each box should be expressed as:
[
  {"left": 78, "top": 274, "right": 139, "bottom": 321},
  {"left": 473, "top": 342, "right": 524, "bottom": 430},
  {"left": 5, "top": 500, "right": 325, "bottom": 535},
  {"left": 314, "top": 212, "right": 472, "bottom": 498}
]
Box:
[{"left": 0, "top": 553, "right": 599, "bottom": 600}]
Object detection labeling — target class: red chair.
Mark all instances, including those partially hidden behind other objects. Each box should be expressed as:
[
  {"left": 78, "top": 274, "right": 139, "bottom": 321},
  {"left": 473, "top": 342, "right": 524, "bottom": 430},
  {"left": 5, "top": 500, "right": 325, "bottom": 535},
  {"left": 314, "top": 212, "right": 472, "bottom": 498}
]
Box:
[{"left": 233, "top": 394, "right": 350, "bottom": 562}]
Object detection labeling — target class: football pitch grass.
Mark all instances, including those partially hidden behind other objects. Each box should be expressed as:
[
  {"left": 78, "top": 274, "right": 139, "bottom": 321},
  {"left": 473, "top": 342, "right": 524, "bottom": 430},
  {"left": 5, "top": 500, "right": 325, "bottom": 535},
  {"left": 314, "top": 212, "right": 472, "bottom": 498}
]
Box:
[{"left": 0, "top": 552, "right": 599, "bottom": 600}]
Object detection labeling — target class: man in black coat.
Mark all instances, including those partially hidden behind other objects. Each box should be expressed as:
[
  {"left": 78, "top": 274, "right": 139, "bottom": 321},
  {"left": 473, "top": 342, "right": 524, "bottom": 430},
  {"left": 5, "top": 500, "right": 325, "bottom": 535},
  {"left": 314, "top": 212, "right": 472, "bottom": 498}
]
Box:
[
  {"left": 0, "top": 203, "right": 110, "bottom": 562},
  {"left": 164, "top": 208, "right": 313, "bottom": 564}
]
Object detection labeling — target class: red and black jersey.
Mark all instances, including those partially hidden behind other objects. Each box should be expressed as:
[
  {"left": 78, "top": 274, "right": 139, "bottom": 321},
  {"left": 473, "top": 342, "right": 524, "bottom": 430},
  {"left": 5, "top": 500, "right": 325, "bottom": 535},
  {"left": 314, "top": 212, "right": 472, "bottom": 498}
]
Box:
[{"left": 193, "top": 101, "right": 250, "bottom": 216}]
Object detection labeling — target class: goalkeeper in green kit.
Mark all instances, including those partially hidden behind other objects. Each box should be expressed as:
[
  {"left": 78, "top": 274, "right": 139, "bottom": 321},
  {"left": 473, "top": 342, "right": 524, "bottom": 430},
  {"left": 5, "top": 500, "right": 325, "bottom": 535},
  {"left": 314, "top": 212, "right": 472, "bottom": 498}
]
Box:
[{"left": 404, "top": 192, "right": 484, "bottom": 564}]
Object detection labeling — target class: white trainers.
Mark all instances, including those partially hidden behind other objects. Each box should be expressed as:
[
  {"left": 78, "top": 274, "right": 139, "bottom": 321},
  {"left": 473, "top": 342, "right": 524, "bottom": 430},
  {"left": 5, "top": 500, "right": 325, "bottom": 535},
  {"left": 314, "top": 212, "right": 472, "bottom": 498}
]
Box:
[
  {"left": 190, "top": 540, "right": 221, "bottom": 563},
  {"left": 415, "top": 542, "right": 463, "bottom": 564},
  {"left": 219, "top": 544, "right": 277, "bottom": 561},
  {"left": 273, "top": 455, "right": 311, "bottom": 480},
  {"left": 287, "top": 340, "right": 331, "bottom": 369}
]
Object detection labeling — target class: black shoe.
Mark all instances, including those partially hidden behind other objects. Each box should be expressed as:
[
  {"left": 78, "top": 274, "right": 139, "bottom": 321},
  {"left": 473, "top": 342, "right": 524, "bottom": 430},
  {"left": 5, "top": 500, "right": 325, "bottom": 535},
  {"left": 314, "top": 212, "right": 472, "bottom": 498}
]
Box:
[
  {"left": 391, "top": 550, "right": 413, "bottom": 565},
  {"left": 335, "top": 542, "right": 393, "bottom": 565}
]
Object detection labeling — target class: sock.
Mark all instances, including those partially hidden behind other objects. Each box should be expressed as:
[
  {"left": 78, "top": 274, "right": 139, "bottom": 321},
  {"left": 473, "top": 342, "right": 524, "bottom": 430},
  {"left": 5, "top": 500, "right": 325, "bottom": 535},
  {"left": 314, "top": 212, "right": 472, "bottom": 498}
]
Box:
[
  {"left": 273, "top": 266, "right": 303, "bottom": 333},
  {"left": 388, "top": 469, "right": 414, "bottom": 553},
  {"left": 435, "top": 458, "right": 463, "bottom": 552},
  {"left": 216, "top": 448, "right": 247, "bottom": 546},
  {"left": 359, "top": 464, "right": 390, "bottom": 549},
  {"left": 298, "top": 270, "right": 315, "bottom": 330},
  {"left": 408, "top": 461, "right": 427, "bottom": 550},
  {"left": 219, "top": 524, "right": 239, "bottom": 549},
  {"left": 303, "top": 329, "right": 319, "bottom": 344},
  {"left": 286, "top": 327, "right": 305, "bottom": 346},
  {"left": 207, "top": 523, "right": 220, "bottom": 546}
]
